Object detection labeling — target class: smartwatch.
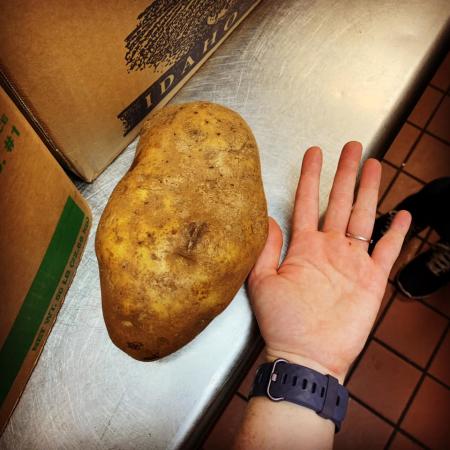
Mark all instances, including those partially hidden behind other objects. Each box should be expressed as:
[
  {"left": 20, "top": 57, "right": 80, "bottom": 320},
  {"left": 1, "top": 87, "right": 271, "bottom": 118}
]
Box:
[{"left": 249, "top": 358, "right": 349, "bottom": 431}]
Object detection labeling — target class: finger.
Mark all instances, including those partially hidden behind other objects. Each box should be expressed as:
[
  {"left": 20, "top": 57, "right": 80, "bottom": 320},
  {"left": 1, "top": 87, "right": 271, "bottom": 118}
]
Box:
[
  {"left": 346, "top": 158, "right": 381, "bottom": 250},
  {"left": 371, "top": 210, "right": 412, "bottom": 275},
  {"left": 292, "top": 146, "right": 323, "bottom": 238},
  {"left": 248, "top": 217, "right": 283, "bottom": 286},
  {"left": 323, "top": 141, "right": 362, "bottom": 233}
]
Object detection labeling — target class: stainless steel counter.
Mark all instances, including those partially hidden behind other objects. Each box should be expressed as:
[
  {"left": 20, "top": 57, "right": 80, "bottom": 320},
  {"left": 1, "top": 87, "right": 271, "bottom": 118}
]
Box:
[{"left": 2, "top": 1, "right": 449, "bottom": 449}]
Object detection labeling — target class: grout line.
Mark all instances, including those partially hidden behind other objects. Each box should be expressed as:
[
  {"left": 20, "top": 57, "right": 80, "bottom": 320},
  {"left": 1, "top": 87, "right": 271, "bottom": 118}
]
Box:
[
  {"left": 411, "top": 234, "right": 430, "bottom": 246},
  {"left": 385, "top": 431, "right": 398, "bottom": 450},
  {"left": 428, "top": 83, "right": 447, "bottom": 94},
  {"left": 406, "top": 121, "right": 450, "bottom": 147},
  {"left": 423, "top": 227, "right": 433, "bottom": 242},
  {"left": 377, "top": 167, "right": 402, "bottom": 208},
  {"left": 401, "top": 170, "right": 430, "bottom": 185},
  {"left": 394, "top": 323, "right": 450, "bottom": 433},
  {"left": 422, "top": 129, "right": 450, "bottom": 147},
  {"left": 235, "top": 392, "right": 249, "bottom": 403},
  {"left": 426, "top": 370, "right": 450, "bottom": 392},
  {"left": 416, "top": 297, "right": 450, "bottom": 320},
  {"left": 349, "top": 394, "right": 397, "bottom": 427},
  {"left": 372, "top": 336, "right": 450, "bottom": 390},
  {"left": 426, "top": 85, "right": 443, "bottom": 94},
  {"left": 385, "top": 429, "right": 430, "bottom": 450},
  {"left": 412, "top": 237, "right": 429, "bottom": 257},
  {"left": 394, "top": 291, "right": 450, "bottom": 321},
  {"left": 349, "top": 394, "right": 429, "bottom": 448},
  {"left": 382, "top": 159, "right": 428, "bottom": 186},
  {"left": 403, "top": 121, "right": 423, "bottom": 132},
  {"left": 400, "top": 87, "right": 447, "bottom": 169},
  {"left": 395, "top": 429, "right": 431, "bottom": 449},
  {"left": 381, "top": 159, "right": 402, "bottom": 170},
  {"left": 372, "top": 337, "right": 427, "bottom": 373}
]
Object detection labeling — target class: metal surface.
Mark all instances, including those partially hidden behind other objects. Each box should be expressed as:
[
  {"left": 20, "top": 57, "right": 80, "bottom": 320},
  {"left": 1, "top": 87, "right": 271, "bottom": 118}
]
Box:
[{"left": 2, "top": 0, "right": 449, "bottom": 449}]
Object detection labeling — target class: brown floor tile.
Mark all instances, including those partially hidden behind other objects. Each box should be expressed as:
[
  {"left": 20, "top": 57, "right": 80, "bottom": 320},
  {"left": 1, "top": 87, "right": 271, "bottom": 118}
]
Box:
[
  {"left": 389, "top": 237, "right": 423, "bottom": 283},
  {"left": 203, "top": 395, "right": 247, "bottom": 450},
  {"left": 347, "top": 341, "right": 421, "bottom": 422},
  {"left": 334, "top": 398, "right": 392, "bottom": 450},
  {"left": 423, "top": 282, "right": 450, "bottom": 317},
  {"left": 417, "top": 226, "right": 430, "bottom": 239},
  {"left": 408, "top": 86, "right": 443, "bottom": 128},
  {"left": 384, "top": 124, "right": 421, "bottom": 167},
  {"left": 379, "top": 172, "right": 423, "bottom": 214},
  {"left": 404, "top": 133, "right": 450, "bottom": 183},
  {"left": 429, "top": 330, "right": 450, "bottom": 386},
  {"left": 427, "top": 228, "right": 441, "bottom": 244},
  {"left": 376, "top": 297, "right": 447, "bottom": 367},
  {"left": 401, "top": 376, "right": 450, "bottom": 449},
  {"left": 379, "top": 162, "right": 398, "bottom": 204},
  {"left": 418, "top": 227, "right": 441, "bottom": 241},
  {"left": 375, "top": 282, "right": 396, "bottom": 324},
  {"left": 238, "top": 349, "right": 266, "bottom": 398},
  {"left": 389, "top": 432, "right": 423, "bottom": 450},
  {"left": 431, "top": 52, "right": 450, "bottom": 90},
  {"left": 428, "top": 95, "right": 450, "bottom": 143}
]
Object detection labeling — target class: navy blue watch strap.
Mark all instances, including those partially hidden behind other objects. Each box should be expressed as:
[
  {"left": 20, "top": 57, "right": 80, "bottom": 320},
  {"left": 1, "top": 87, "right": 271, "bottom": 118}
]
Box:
[{"left": 249, "top": 359, "right": 349, "bottom": 431}]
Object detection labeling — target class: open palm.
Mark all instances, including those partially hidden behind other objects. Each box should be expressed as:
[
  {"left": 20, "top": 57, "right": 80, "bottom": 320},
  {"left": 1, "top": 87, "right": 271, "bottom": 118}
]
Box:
[{"left": 248, "top": 143, "right": 411, "bottom": 381}]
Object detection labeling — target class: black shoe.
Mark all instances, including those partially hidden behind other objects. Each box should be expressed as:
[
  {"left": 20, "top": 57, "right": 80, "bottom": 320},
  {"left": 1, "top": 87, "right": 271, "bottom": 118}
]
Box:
[
  {"left": 369, "top": 209, "right": 425, "bottom": 254},
  {"left": 396, "top": 239, "right": 450, "bottom": 298}
]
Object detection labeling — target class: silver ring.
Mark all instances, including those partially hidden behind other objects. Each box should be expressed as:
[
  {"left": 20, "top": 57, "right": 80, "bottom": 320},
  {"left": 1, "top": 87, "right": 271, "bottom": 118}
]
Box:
[{"left": 345, "top": 231, "right": 373, "bottom": 244}]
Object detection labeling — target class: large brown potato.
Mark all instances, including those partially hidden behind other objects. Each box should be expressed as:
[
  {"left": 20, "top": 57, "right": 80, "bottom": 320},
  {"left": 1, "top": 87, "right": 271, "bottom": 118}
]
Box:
[{"left": 95, "top": 102, "right": 268, "bottom": 360}]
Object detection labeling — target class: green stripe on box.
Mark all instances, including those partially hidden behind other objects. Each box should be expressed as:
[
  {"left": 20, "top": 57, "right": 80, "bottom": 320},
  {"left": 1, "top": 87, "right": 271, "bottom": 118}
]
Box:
[{"left": 0, "top": 196, "right": 84, "bottom": 407}]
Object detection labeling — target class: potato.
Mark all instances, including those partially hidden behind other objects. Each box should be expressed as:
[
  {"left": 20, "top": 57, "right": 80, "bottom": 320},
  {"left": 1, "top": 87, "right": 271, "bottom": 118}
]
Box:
[{"left": 95, "top": 101, "right": 268, "bottom": 360}]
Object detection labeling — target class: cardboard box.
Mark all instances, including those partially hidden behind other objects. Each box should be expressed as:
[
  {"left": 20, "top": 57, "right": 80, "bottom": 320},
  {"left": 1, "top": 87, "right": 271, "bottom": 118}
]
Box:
[
  {"left": 0, "top": 0, "right": 261, "bottom": 181},
  {"left": 0, "top": 87, "right": 92, "bottom": 433}
]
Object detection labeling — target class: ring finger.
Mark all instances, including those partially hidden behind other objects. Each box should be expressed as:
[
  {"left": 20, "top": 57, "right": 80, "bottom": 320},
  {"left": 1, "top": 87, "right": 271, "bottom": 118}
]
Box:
[{"left": 346, "top": 158, "right": 381, "bottom": 250}]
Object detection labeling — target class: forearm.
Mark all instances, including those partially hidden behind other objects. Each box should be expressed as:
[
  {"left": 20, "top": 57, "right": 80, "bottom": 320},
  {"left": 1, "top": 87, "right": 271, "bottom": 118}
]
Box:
[{"left": 234, "top": 397, "right": 335, "bottom": 450}]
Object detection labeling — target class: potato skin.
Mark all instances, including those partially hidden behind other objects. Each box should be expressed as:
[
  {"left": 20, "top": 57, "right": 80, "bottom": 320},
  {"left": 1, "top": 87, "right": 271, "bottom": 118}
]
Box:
[{"left": 95, "top": 102, "right": 268, "bottom": 360}]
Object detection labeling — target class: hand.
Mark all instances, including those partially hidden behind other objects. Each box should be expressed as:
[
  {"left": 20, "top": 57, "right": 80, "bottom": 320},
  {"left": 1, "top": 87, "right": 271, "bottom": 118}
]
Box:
[{"left": 248, "top": 142, "right": 411, "bottom": 382}]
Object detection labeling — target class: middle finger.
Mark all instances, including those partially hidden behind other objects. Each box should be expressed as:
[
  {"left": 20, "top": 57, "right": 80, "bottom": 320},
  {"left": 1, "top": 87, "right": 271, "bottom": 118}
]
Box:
[{"left": 323, "top": 141, "right": 362, "bottom": 233}]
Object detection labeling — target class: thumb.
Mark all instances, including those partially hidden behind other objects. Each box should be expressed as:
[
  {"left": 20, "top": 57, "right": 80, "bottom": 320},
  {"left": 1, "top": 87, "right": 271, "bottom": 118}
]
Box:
[{"left": 248, "top": 217, "right": 283, "bottom": 286}]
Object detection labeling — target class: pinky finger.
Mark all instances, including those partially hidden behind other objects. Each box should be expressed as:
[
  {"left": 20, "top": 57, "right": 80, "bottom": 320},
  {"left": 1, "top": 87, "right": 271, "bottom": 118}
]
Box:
[{"left": 371, "top": 210, "right": 412, "bottom": 275}]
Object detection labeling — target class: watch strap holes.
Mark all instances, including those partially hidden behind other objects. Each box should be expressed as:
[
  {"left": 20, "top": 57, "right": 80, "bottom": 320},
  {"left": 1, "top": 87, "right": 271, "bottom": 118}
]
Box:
[
  {"left": 320, "top": 387, "right": 325, "bottom": 397},
  {"left": 336, "top": 396, "right": 340, "bottom": 406},
  {"left": 302, "top": 379, "right": 308, "bottom": 390},
  {"left": 292, "top": 376, "right": 298, "bottom": 386},
  {"left": 312, "top": 382, "right": 317, "bottom": 394},
  {"left": 281, "top": 373, "right": 288, "bottom": 384}
]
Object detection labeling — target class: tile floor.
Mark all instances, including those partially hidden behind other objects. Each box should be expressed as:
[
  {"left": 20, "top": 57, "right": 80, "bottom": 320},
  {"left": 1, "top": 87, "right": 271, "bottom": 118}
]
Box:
[{"left": 203, "top": 52, "right": 450, "bottom": 450}]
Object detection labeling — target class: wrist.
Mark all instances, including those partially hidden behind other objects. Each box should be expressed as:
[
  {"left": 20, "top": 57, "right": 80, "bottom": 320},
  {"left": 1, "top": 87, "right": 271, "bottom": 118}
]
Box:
[{"left": 264, "top": 348, "right": 347, "bottom": 384}]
